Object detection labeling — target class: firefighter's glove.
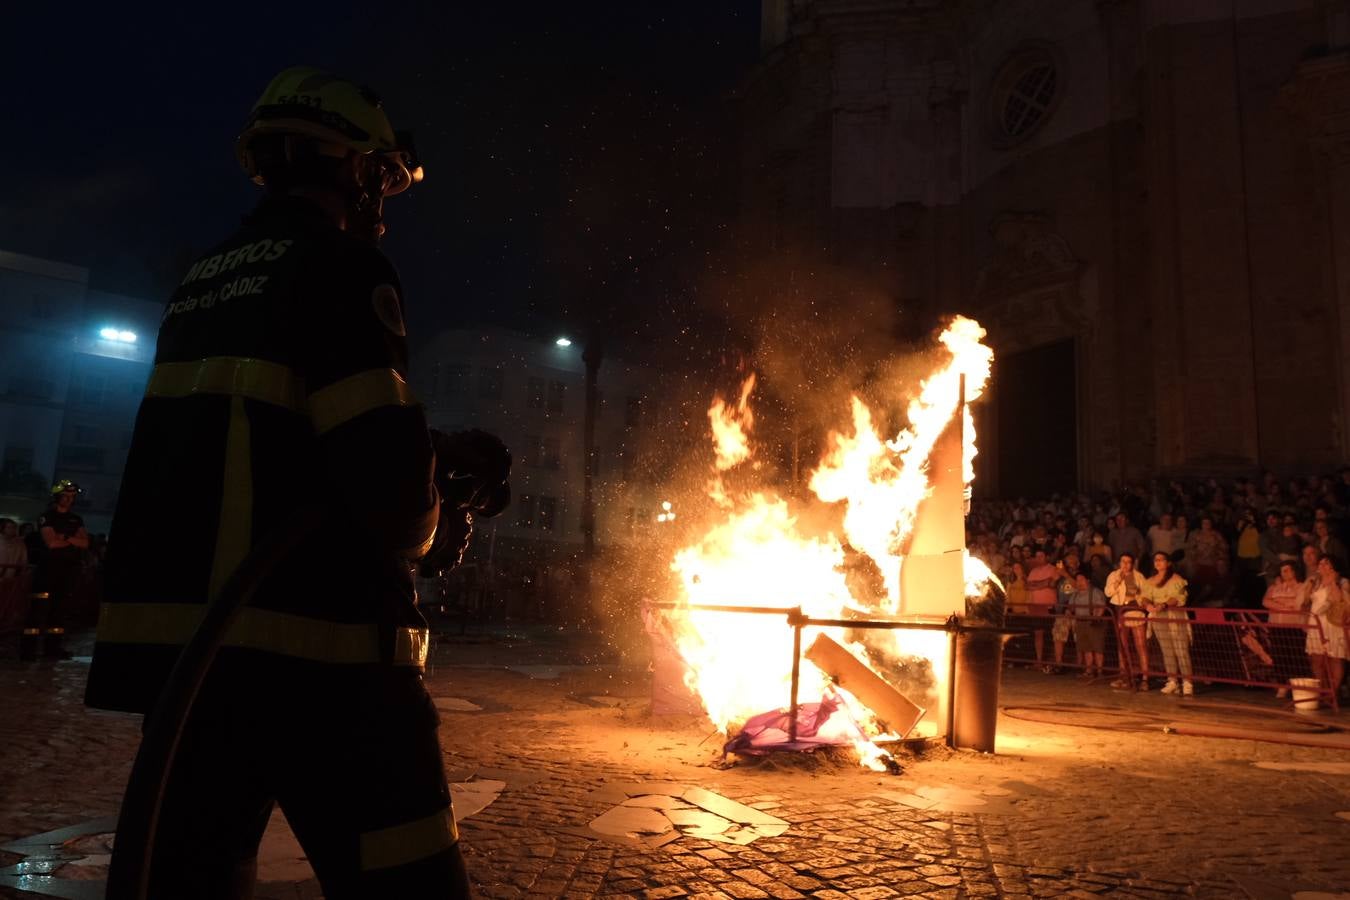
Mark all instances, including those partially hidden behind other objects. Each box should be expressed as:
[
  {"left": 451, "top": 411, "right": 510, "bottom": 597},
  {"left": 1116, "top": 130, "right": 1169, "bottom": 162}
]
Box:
[
  {"left": 430, "top": 428, "right": 512, "bottom": 518},
  {"left": 422, "top": 508, "right": 474, "bottom": 573}
]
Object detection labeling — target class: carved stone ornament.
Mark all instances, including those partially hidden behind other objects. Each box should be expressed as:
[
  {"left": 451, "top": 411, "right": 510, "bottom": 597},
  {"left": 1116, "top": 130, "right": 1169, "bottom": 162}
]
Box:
[{"left": 973, "top": 211, "right": 1081, "bottom": 301}]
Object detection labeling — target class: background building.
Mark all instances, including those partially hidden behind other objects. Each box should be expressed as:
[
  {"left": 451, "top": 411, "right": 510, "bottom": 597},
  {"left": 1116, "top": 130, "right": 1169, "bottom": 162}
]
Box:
[
  {"left": 0, "top": 250, "right": 88, "bottom": 516},
  {"left": 743, "top": 0, "right": 1350, "bottom": 496},
  {"left": 411, "top": 328, "right": 664, "bottom": 598},
  {"left": 57, "top": 290, "right": 161, "bottom": 526},
  {"left": 0, "top": 251, "right": 158, "bottom": 530}
]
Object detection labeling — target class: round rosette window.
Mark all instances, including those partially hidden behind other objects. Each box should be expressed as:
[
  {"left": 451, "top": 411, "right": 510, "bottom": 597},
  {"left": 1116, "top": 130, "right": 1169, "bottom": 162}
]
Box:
[{"left": 989, "top": 45, "right": 1063, "bottom": 146}]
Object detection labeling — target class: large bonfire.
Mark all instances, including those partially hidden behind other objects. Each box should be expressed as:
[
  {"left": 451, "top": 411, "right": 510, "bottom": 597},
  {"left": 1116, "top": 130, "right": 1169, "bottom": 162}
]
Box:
[{"left": 657, "top": 316, "right": 998, "bottom": 767}]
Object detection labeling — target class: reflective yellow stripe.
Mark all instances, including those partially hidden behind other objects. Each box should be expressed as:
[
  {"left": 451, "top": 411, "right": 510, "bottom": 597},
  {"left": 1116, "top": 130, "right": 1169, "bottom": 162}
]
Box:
[
  {"left": 308, "top": 368, "right": 418, "bottom": 435},
  {"left": 143, "top": 358, "right": 286, "bottom": 602},
  {"left": 360, "top": 808, "right": 459, "bottom": 871},
  {"left": 394, "top": 626, "right": 429, "bottom": 669},
  {"left": 95, "top": 603, "right": 429, "bottom": 667},
  {"left": 30, "top": 592, "right": 50, "bottom": 600},
  {"left": 145, "top": 357, "right": 305, "bottom": 411},
  {"left": 208, "top": 395, "right": 253, "bottom": 600}
]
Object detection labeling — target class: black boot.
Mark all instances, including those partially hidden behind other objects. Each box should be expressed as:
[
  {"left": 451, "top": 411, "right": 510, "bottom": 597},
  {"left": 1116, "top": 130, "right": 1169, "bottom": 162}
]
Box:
[
  {"left": 19, "top": 628, "right": 40, "bottom": 661},
  {"left": 42, "top": 628, "right": 71, "bottom": 660}
]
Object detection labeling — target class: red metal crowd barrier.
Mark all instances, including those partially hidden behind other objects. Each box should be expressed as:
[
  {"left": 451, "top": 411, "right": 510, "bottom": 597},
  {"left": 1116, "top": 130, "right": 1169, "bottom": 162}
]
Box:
[
  {"left": 1122, "top": 607, "right": 1340, "bottom": 711},
  {"left": 0, "top": 566, "right": 33, "bottom": 634},
  {"left": 1005, "top": 603, "right": 1344, "bottom": 712}
]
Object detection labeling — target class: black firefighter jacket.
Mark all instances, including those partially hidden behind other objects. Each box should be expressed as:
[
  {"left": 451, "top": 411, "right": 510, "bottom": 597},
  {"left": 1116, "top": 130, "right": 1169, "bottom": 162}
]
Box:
[{"left": 85, "top": 196, "right": 438, "bottom": 714}]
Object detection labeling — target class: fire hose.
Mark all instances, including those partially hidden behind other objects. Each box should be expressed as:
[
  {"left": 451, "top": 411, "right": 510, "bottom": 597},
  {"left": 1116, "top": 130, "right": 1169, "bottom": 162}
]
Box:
[
  {"left": 1000, "top": 701, "right": 1350, "bottom": 750},
  {"left": 106, "top": 506, "right": 327, "bottom": 900}
]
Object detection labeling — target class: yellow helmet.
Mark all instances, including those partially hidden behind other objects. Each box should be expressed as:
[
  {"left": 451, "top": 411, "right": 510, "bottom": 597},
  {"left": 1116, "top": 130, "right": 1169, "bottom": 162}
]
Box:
[
  {"left": 236, "top": 66, "right": 423, "bottom": 196},
  {"left": 51, "top": 479, "right": 81, "bottom": 496}
]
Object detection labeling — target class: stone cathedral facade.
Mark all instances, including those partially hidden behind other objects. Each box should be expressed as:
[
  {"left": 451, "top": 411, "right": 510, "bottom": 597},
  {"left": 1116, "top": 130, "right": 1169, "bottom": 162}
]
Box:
[{"left": 740, "top": 0, "right": 1350, "bottom": 496}]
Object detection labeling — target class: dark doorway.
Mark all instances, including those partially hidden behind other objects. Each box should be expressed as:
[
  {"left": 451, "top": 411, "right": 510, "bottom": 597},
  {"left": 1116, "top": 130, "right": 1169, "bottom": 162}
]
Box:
[{"left": 996, "top": 339, "right": 1077, "bottom": 498}]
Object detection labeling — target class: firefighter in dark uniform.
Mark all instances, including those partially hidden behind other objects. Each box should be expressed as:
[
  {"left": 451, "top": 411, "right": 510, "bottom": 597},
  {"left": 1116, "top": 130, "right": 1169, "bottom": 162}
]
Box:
[
  {"left": 84, "top": 67, "right": 509, "bottom": 898},
  {"left": 20, "top": 480, "right": 89, "bottom": 660}
]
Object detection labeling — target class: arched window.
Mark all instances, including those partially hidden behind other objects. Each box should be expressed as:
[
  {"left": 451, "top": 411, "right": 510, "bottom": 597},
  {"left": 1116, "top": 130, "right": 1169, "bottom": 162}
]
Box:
[{"left": 989, "top": 45, "right": 1063, "bottom": 146}]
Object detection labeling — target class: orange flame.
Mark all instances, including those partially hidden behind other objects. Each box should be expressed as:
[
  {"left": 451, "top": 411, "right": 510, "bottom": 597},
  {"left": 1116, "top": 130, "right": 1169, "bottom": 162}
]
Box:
[
  {"left": 708, "top": 373, "right": 756, "bottom": 472},
  {"left": 663, "top": 317, "right": 996, "bottom": 765},
  {"left": 811, "top": 315, "right": 994, "bottom": 611}
]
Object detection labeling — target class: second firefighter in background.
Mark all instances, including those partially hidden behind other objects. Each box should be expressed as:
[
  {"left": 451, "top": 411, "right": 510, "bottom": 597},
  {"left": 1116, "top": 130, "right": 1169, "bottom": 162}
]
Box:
[{"left": 20, "top": 480, "right": 89, "bottom": 661}]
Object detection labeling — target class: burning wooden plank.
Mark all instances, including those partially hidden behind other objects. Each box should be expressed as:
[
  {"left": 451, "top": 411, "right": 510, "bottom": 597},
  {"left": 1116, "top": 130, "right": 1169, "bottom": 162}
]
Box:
[{"left": 804, "top": 633, "right": 925, "bottom": 738}]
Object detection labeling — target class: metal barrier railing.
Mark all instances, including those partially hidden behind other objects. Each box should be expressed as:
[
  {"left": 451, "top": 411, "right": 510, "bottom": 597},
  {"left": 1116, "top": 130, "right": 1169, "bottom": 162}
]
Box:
[
  {"left": 1129, "top": 607, "right": 1339, "bottom": 711},
  {"left": 642, "top": 600, "right": 1021, "bottom": 751},
  {"left": 1006, "top": 604, "right": 1343, "bottom": 712}
]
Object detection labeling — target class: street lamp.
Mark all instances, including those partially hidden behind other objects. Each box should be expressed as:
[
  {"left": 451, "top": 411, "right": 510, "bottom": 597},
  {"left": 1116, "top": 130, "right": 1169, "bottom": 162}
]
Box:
[{"left": 555, "top": 337, "right": 573, "bottom": 347}]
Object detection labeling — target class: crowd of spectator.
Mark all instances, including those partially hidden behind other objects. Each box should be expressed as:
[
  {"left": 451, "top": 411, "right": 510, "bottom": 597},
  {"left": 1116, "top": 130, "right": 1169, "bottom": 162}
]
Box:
[
  {"left": 968, "top": 471, "right": 1350, "bottom": 703},
  {"left": 4, "top": 470, "right": 1349, "bottom": 700}
]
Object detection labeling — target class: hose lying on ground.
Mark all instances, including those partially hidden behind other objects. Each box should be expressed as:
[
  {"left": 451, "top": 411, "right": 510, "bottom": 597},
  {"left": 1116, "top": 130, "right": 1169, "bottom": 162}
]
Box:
[
  {"left": 1161, "top": 722, "right": 1350, "bottom": 750},
  {"left": 106, "top": 507, "right": 326, "bottom": 900},
  {"left": 1001, "top": 704, "right": 1186, "bottom": 733},
  {"left": 1001, "top": 702, "right": 1349, "bottom": 748}
]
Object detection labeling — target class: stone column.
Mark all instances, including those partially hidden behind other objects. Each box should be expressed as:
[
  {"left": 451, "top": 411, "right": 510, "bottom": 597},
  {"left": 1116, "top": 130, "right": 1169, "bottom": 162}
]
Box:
[
  {"left": 1141, "top": 15, "right": 1261, "bottom": 472},
  {"left": 1283, "top": 52, "right": 1350, "bottom": 461}
]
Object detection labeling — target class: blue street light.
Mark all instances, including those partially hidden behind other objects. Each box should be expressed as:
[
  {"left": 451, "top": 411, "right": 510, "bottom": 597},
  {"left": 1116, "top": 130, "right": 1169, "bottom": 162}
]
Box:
[{"left": 100, "top": 327, "right": 137, "bottom": 343}]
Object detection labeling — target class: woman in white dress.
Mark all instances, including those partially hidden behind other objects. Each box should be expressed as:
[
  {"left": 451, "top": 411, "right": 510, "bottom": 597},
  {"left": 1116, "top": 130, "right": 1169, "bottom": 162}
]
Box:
[
  {"left": 1143, "top": 552, "right": 1193, "bottom": 696},
  {"left": 1306, "top": 554, "right": 1348, "bottom": 701}
]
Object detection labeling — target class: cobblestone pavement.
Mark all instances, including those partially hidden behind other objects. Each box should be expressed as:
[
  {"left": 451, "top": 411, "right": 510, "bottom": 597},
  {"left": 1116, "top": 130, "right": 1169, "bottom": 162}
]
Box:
[{"left": 2, "top": 629, "right": 1349, "bottom": 898}]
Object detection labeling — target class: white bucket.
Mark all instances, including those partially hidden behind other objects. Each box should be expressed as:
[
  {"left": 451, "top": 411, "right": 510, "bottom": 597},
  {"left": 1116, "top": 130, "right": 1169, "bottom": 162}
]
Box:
[{"left": 1290, "top": 677, "right": 1322, "bottom": 712}]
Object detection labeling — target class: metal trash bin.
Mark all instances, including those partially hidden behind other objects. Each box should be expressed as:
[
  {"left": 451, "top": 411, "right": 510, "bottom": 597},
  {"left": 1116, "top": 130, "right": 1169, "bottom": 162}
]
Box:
[{"left": 952, "top": 628, "right": 1005, "bottom": 752}]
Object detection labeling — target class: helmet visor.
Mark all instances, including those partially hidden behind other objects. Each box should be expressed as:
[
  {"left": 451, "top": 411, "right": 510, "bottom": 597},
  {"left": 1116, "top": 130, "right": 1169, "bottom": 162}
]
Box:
[{"left": 364, "top": 152, "right": 416, "bottom": 197}]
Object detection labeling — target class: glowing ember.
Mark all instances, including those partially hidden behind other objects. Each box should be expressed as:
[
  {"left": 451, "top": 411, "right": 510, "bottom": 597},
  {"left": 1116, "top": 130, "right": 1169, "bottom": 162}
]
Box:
[{"left": 662, "top": 316, "right": 997, "bottom": 767}]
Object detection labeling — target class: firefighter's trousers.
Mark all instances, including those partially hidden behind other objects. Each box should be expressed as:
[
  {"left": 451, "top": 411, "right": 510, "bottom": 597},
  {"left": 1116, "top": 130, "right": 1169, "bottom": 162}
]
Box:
[
  {"left": 21, "top": 563, "right": 79, "bottom": 658},
  {"left": 144, "top": 654, "right": 470, "bottom": 899}
]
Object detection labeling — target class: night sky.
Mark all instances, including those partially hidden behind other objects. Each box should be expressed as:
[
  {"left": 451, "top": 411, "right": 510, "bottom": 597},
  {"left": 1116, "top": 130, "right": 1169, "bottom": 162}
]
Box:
[{"left": 2, "top": 1, "right": 761, "bottom": 344}]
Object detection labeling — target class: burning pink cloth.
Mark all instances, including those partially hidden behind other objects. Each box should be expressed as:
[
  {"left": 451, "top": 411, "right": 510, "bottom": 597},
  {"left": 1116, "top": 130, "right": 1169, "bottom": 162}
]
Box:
[{"left": 723, "top": 689, "right": 868, "bottom": 756}]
